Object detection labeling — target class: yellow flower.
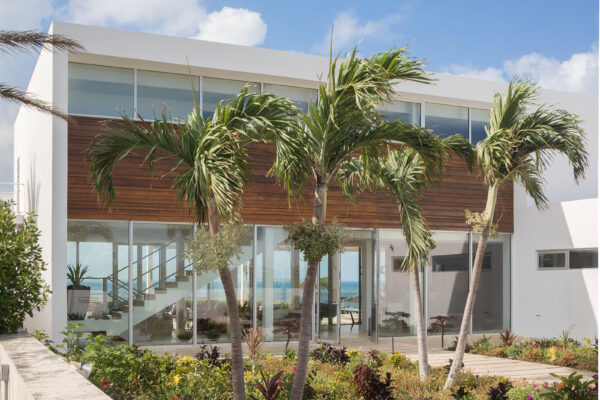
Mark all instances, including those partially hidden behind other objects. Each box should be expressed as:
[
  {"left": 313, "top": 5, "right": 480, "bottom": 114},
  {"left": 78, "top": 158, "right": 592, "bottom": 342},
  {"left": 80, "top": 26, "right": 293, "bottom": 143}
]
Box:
[
  {"left": 547, "top": 346, "right": 557, "bottom": 361},
  {"left": 176, "top": 356, "right": 195, "bottom": 366},
  {"left": 172, "top": 374, "right": 181, "bottom": 385}
]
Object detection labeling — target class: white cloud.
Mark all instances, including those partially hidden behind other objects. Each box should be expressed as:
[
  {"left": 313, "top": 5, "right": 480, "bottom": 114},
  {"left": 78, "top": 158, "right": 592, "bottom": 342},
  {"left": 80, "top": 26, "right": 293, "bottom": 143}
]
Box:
[
  {"left": 59, "top": 1, "right": 267, "bottom": 46},
  {"left": 0, "top": 0, "right": 53, "bottom": 30},
  {"left": 195, "top": 7, "right": 266, "bottom": 46},
  {"left": 443, "top": 45, "right": 598, "bottom": 95},
  {"left": 313, "top": 10, "right": 405, "bottom": 54}
]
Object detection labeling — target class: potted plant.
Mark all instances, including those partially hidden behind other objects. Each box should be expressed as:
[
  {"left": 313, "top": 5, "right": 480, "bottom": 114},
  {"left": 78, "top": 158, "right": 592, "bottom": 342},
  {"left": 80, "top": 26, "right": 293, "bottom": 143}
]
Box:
[{"left": 67, "top": 263, "right": 91, "bottom": 320}]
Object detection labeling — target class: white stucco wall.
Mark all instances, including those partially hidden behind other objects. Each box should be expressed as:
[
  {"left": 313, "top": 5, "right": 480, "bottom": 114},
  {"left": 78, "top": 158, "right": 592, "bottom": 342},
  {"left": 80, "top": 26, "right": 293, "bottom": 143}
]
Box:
[
  {"left": 512, "top": 199, "right": 598, "bottom": 339},
  {"left": 13, "top": 23, "right": 69, "bottom": 341}
]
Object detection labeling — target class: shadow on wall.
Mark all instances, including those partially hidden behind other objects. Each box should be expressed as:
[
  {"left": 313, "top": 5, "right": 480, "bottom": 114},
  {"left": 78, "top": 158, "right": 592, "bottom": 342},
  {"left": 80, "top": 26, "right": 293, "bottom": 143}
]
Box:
[{"left": 27, "top": 158, "right": 40, "bottom": 215}]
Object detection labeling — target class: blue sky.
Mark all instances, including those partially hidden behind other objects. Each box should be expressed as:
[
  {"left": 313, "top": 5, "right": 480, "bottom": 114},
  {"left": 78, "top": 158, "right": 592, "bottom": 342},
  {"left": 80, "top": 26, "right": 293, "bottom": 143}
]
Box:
[{"left": 0, "top": 0, "right": 598, "bottom": 182}]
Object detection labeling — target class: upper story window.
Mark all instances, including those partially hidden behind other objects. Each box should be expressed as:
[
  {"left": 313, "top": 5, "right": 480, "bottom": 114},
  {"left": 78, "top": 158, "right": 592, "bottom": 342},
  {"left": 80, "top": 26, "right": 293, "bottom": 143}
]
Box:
[
  {"left": 137, "top": 70, "right": 199, "bottom": 121},
  {"left": 382, "top": 100, "right": 420, "bottom": 125},
  {"left": 425, "top": 103, "right": 469, "bottom": 139},
  {"left": 263, "top": 84, "right": 316, "bottom": 112},
  {"left": 471, "top": 108, "right": 490, "bottom": 144},
  {"left": 538, "top": 249, "right": 598, "bottom": 269},
  {"left": 68, "top": 63, "right": 134, "bottom": 117},
  {"left": 202, "top": 77, "right": 259, "bottom": 118}
]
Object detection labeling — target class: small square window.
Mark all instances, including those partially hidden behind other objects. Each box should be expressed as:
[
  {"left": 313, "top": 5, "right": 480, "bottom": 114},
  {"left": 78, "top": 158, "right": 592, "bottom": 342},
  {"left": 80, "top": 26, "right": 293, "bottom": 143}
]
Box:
[
  {"left": 538, "top": 252, "right": 566, "bottom": 269},
  {"left": 569, "top": 250, "right": 598, "bottom": 269}
]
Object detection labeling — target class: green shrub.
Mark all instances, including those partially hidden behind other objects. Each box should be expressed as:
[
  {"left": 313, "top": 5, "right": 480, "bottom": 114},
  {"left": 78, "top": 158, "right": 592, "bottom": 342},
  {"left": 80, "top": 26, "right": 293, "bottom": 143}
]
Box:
[{"left": 0, "top": 201, "right": 50, "bottom": 333}]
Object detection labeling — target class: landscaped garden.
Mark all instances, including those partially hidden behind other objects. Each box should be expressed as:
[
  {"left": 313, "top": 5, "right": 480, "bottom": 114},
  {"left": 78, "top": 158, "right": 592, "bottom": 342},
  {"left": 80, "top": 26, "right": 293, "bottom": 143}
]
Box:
[{"left": 461, "top": 330, "right": 598, "bottom": 372}]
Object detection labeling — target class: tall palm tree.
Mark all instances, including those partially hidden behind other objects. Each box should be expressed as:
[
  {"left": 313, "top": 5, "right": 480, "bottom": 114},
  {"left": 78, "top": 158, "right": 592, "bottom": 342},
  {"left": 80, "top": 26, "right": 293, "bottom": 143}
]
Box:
[
  {"left": 444, "top": 78, "right": 589, "bottom": 389},
  {"left": 267, "top": 45, "right": 447, "bottom": 399},
  {"left": 339, "top": 136, "right": 473, "bottom": 380},
  {"left": 1, "top": 30, "right": 83, "bottom": 119},
  {"left": 86, "top": 88, "right": 297, "bottom": 400}
]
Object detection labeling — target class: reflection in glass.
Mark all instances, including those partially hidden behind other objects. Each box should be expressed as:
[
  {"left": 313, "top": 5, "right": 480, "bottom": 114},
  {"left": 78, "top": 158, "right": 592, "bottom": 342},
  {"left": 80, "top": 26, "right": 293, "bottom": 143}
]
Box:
[
  {"left": 137, "top": 70, "right": 199, "bottom": 121},
  {"left": 263, "top": 84, "right": 316, "bottom": 112},
  {"left": 425, "top": 103, "right": 469, "bottom": 139},
  {"left": 426, "top": 232, "right": 470, "bottom": 335},
  {"left": 377, "top": 230, "right": 414, "bottom": 337},
  {"left": 473, "top": 233, "right": 510, "bottom": 332},
  {"left": 196, "top": 227, "right": 253, "bottom": 344},
  {"left": 68, "top": 63, "right": 134, "bottom": 117},
  {"left": 382, "top": 101, "right": 421, "bottom": 124},
  {"left": 66, "top": 221, "right": 130, "bottom": 342},
  {"left": 131, "top": 222, "right": 193, "bottom": 345},
  {"left": 471, "top": 108, "right": 490, "bottom": 144},
  {"left": 256, "top": 227, "right": 305, "bottom": 341},
  {"left": 202, "top": 77, "right": 259, "bottom": 118}
]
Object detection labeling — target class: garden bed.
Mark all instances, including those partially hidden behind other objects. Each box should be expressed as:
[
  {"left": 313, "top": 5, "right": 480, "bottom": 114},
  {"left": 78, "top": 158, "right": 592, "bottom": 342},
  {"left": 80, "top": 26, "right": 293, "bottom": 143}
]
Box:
[{"left": 463, "top": 331, "right": 598, "bottom": 372}]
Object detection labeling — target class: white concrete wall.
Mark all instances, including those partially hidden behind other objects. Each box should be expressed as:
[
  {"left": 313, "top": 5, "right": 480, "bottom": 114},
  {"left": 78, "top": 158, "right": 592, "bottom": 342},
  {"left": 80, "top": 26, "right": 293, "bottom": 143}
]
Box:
[
  {"left": 13, "top": 23, "right": 69, "bottom": 342},
  {"left": 512, "top": 199, "right": 598, "bottom": 339}
]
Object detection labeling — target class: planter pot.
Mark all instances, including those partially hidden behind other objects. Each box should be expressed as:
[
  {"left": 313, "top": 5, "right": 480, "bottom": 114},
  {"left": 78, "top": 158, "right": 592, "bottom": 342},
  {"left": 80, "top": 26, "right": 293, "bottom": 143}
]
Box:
[{"left": 67, "top": 285, "right": 90, "bottom": 320}]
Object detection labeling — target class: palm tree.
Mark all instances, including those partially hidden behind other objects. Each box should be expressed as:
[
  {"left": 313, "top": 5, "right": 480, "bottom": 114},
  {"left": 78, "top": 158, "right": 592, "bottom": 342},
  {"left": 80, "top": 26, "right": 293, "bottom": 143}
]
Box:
[
  {"left": 339, "top": 136, "right": 473, "bottom": 380},
  {"left": 86, "top": 88, "right": 297, "bottom": 400},
  {"left": 444, "top": 78, "right": 589, "bottom": 389},
  {"left": 267, "top": 45, "right": 447, "bottom": 399},
  {"left": 1, "top": 30, "right": 83, "bottom": 119}
]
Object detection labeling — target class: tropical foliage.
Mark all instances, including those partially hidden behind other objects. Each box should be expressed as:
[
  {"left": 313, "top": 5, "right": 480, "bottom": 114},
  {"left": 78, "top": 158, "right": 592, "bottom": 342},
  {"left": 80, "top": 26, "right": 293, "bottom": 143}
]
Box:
[
  {"left": 0, "top": 201, "right": 50, "bottom": 333},
  {"left": 445, "top": 78, "right": 589, "bottom": 389},
  {"left": 1, "top": 30, "right": 82, "bottom": 118}
]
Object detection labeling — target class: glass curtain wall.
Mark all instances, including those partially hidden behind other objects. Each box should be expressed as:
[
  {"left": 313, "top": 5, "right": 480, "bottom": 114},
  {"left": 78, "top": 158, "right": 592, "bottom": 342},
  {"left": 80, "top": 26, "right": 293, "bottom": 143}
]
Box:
[
  {"left": 426, "top": 232, "right": 470, "bottom": 335},
  {"left": 377, "top": 229, "right": 415, "bottom": 337},
  {"left": 196, "top": 227, "right": 253, "bottom": 344},
  {"left": 425, "top": 103, "right": 469, "bottom": 139},
  {"left": 471, "top": 108, "right": 490, "bottom": 144},
  {"left": 382, "top": 100, "right": 421, "bottom": 124},
  {"left": 202, "top": 77, "right": 259, "bottom": 118},
  {"left": 263, "top": 84, "right": 317, "bottom": 112},
  {"left": 137, "top": 71, "right": 199, "bottom": 121},
  {"left": 68, "top": 63, "right": 134, "bottom": 117},
  {"left": 131, "top": 222, "right": 193, "bottom": 345},
  {"left": 255, "top": 226, "right": 305, "bottom": 341},
  {"left": 66, "top": 220, "right": 130, "bottom": 342}
]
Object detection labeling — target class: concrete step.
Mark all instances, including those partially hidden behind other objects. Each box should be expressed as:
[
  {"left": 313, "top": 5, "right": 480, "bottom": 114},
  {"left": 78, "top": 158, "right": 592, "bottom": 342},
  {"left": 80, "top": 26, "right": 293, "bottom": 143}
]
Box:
[
  {"left": 186, "top": 270, "right": 194, "bottom": 276},
  {"left": 176, "top": 276, "right": 189, "bottom": 283},
  {"left": 165, "top": 282, "right": 178, "bottom": 288},
  {"left": 154, "top": 289, "right": 167, "bottom": 294},
  {"left": 144, "top": 294, "right": 156, "bottom": 301},
  {"left": 133, "top": 299, "right": 144, "bottom": 307}
]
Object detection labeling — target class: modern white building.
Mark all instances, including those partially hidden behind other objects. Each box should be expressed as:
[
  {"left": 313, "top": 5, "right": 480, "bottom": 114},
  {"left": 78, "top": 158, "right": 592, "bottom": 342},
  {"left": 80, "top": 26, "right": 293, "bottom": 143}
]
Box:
[{"left": 12, "top": 22, "right": 598, "bottom": 344}]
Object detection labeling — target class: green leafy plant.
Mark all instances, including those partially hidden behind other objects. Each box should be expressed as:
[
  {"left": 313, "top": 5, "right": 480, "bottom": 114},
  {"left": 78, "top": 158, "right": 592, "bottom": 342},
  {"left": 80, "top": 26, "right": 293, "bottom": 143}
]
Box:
[
  {"left": 0, "top": 201, "right": 50, "bottom": 333},
  {"left": 67, "top": 263, "right": 89, "bottom": 286},
  {"left": 195, "top": 344, "right": 226, "bottom": 367},
  {"left": 558, "top": 329, "right": 575, "bottom": 347},
  {"left": 309, "top": 342, "right": 350, "bottom": 365},
  {"left": 473, "top": 334, "right": 493, "bottom": 353},
  {"left": 284, "top": 220, "right": 344, "bottom": 263},
  {"left": 31, "top": 329, "right": 57, "bottom": 352},
  {"left": 250, "top": 369, "right": 284, "bottom": 400},
  {"left": 540, "top": 372, "right": 598, "bottom": 399},
  {"left": 57, "top": 322, "right": 86, "bottom": 362}
]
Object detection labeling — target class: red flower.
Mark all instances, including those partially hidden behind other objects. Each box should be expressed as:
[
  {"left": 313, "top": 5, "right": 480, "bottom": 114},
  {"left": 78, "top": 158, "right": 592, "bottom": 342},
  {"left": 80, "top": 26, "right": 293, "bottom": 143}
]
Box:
[
  {"left": 173, "top": 397, "right": 178, "bottom": 400},
  {"left": 292, "top": 365, "right": 296, "bottom": 372},
  {"left": 100, "top": 380, "right": 110, "bottom": 387}
]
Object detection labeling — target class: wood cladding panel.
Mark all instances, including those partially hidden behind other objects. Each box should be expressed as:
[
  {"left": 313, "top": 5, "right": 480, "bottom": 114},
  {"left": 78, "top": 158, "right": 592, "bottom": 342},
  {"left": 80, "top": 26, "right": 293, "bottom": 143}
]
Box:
[{"left": 68, "top": 116, "right": 513, "bottom": 232}]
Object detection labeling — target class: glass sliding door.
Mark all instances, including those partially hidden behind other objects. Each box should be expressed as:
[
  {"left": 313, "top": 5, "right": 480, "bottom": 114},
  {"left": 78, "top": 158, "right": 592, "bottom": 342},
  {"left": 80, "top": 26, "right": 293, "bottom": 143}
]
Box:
[
  {"left": 67, "top": 220, "right": 130, "bottom": 342},
  {"left": 377, "top": 229, "right": 415, "bottom": 337},
  {"left": 472, "top": 233, "right": 511, "bottom": 332},
  {"left": 426, "top": 232, "right": 470, "bottom": 336}
]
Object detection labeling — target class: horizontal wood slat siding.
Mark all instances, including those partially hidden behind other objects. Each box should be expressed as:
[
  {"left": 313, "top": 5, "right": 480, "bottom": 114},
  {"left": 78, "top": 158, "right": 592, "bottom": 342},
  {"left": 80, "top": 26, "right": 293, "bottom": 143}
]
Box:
[{"left": 68, "top": 116, "right": 513, "bottom": 232}]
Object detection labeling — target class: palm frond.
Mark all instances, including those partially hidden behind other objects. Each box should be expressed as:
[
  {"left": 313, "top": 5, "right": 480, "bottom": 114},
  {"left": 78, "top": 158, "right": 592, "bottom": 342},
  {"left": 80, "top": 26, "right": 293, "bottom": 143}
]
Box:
[
  {"left": 0, "top": 83, "right": 69, "bottom": 120},
  {"left": 0, "top": 30, "right": 83, "bottom": 54}
]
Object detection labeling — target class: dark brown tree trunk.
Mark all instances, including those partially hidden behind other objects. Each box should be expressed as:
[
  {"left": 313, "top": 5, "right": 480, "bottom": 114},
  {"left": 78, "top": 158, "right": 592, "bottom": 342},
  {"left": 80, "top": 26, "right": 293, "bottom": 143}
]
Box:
[
  {"left": 290, "top": 183, "right": 327, "bottom": 400},
  {"left": 207, "top": 198, "right": 246, "bottom": 400}
]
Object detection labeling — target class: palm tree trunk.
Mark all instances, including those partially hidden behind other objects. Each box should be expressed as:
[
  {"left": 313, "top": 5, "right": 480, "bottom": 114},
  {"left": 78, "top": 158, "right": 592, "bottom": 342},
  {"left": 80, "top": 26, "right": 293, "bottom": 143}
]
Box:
[
  {"left": 444, "top": 183, "right": 498, "bottom": 389},
  {"left": 411, "top": 268, "right": 429, "bottom": 379},
  {"left": 207, "top": 198, "right": 246, "bottom": 400},
  {"left": 290, "top": 183, "right": 327, "bottom": 400}
]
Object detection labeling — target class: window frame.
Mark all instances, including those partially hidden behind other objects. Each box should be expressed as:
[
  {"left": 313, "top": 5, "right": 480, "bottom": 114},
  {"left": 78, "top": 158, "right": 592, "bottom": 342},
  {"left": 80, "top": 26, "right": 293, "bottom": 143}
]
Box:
[{"left": 537, "top": 248, "right": 598, "bottom": 270}]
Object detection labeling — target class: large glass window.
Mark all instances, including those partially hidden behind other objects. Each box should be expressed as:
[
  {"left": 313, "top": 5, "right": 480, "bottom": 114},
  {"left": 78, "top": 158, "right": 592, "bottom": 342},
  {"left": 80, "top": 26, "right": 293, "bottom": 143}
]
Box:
[
  {"left": 196, "top": 227, "right": 253, "bottom": 344},
  {"left": 377, "top": 229, "right": 415, "bottom": 337},
  {"left": 202, "top": 77, "right": 259, "bottom": 118},
  {"left": 137, "top": 70, "right": 199, "bottom": 121},
  {"left": 263, "top": 84, "right": 316, "bottom": 112},
  {"left": 472, "top": 233, "right": 511, "bottom": 332},
  {"left": 569, "top": 249, "right": 598, "bottom": 269},
  {"left": 425, "top": 103, "right": 469, "bottom": 139},
  {"left": 67, "top": 221, "right": 130, "bottom": 342},
  {"left": 426, "top": 232, "right": 470, "bottom": 335},
  {"left": 471, "top": 108, "right": 490, "bottom": 144},
  {"left": 256, "top": 227, "right": 305, "bottom": 341},
  {"left": 131, "top": 222, "right": 194, "bottom": 345},
  {"left": 382, "top": 101, "right": 421, "bottom": 125},
  {"left": 68, "top": 63, "right": 134, "bottom": 117}
]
